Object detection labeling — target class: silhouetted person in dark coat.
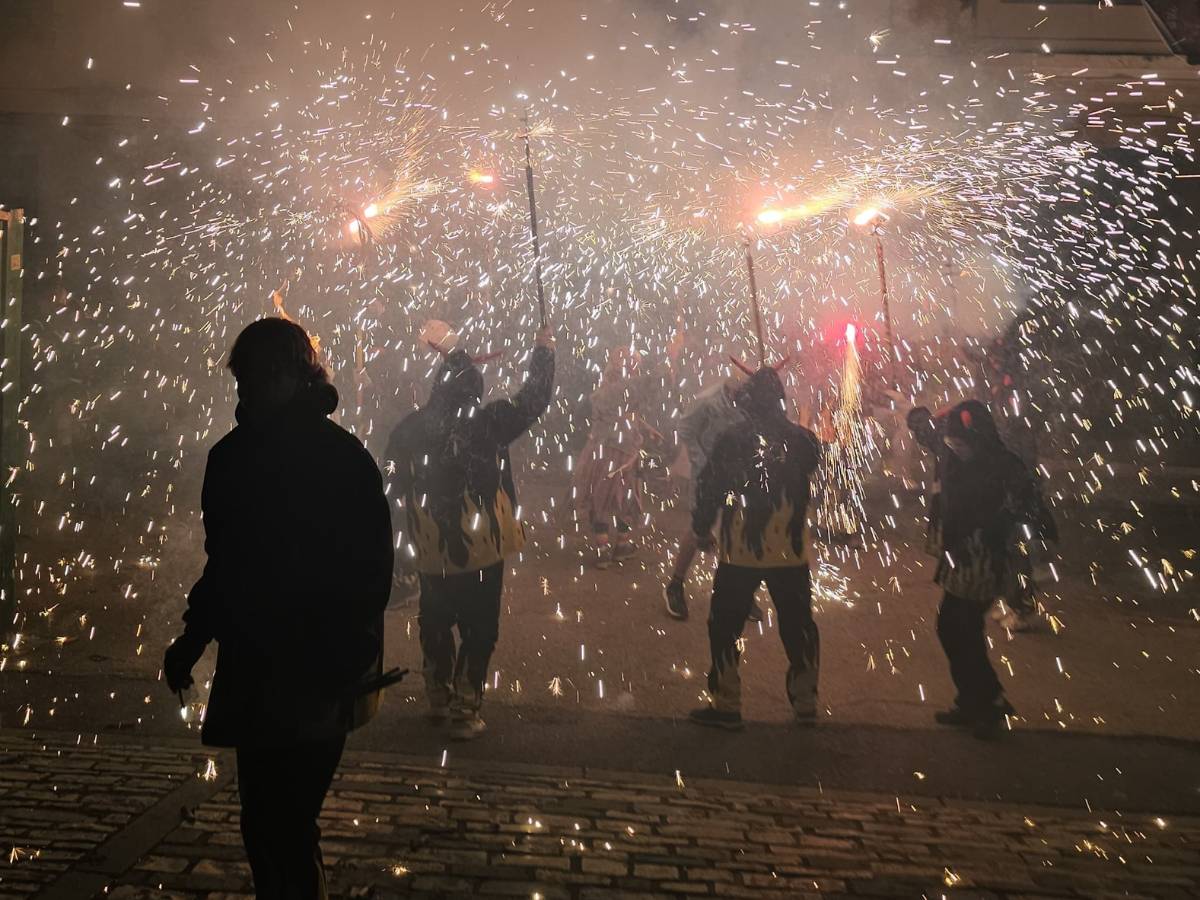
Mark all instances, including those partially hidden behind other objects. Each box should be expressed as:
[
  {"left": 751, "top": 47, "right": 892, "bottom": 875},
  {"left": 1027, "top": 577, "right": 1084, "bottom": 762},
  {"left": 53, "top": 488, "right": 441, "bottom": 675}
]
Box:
[
  {"left": 385, "top": 327, "right": 555, "bottom": 740},
  {"left": 163, "top": 317, "right": 393, "bottom": 899},
  {"left": 908, "top": 399, "right": 1056, "bottom": 739}
]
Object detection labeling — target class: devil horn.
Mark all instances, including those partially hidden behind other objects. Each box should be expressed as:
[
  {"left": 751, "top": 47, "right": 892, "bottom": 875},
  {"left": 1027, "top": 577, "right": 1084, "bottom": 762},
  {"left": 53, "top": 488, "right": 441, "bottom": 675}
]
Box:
[
  {"left": 729, "top": 355, "right": 755, "bottom": 376},
  {"left": 472, "top": 350, "right": 504, "bottom": 365}
]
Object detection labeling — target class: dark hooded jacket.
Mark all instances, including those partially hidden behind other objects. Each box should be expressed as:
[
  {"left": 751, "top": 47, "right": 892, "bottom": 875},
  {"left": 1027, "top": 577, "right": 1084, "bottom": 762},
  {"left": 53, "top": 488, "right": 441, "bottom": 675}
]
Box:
[
  {"left": 179, "top": 381, "right": 394, "bottom": 748},
  {"left": 913, "top": 399, "right": 1056, "bottom": 601},
  {"left": 386, "top": 345, "right": 554, "bottom": 575},
  {"left": 692, "top": 368, "right": 821, "bottom": 568}
]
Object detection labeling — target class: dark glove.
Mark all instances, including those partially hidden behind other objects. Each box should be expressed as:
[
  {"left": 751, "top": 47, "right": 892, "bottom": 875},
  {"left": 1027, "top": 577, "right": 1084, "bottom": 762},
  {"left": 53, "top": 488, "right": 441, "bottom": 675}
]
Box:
[
  {"left": 163, "top": 633, "right": 206, "bottom": 693},
  {"left": 906, "top": 406, "right": 935, "bottom": 447}
]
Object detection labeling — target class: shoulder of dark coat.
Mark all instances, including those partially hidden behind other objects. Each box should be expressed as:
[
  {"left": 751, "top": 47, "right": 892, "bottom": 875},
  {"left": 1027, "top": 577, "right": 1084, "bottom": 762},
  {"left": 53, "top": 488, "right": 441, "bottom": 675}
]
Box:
[
  {"left": 207, "top": 426, "right": 244, "bottom": 465},
  {"left": 996, "top": 446, "right": 1033, "bottom": 479},
  {"left": 787, "top": 421, "right": 818, "bottom": 443},
  {"left": 318, "top": 417, "right": 379, "bottom": 468},
  {"left": 212, "top": 418, "right": 375, "bottom": 470},
  {"left": 710, "top": 423, "right": 753, "bottom": 459}
]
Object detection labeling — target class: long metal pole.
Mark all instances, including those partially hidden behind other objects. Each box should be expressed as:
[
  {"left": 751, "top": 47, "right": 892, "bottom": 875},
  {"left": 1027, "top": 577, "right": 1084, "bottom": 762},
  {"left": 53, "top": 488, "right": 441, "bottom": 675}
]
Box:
[
  {"left": 873, "top": 226, "right": 898, "bottom": 387},
  {"left": 942, "top": 258, "right": 959, "bottom": 337},
  {"left": 522, "top": 112, "right": 547, "bottom": 328},
  {"left": 744, "top": 241, "right": 765, "bottom": 367},
  {"left": 0, "top": 209, "right": 23, "bottom": 635}
]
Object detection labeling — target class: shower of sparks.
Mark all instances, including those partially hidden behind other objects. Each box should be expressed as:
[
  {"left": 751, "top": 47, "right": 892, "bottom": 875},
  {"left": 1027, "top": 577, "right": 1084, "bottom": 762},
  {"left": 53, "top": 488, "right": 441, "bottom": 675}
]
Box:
[
  {"left": 817, "top": 322, "right": 877, "bottom": 540},
  {"left": 5, "top": 1, "right": 1198, "bottom": 750}
]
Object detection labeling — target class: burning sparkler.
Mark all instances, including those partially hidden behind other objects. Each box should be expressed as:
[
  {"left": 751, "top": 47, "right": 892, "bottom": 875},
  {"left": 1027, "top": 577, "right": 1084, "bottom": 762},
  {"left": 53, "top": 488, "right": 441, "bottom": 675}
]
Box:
[
  {"left": 7, "top": 2, "right": 1199, "bottom": 776},
  {"left": 851, "top": 206, "right": 899, "bottom": 389}
]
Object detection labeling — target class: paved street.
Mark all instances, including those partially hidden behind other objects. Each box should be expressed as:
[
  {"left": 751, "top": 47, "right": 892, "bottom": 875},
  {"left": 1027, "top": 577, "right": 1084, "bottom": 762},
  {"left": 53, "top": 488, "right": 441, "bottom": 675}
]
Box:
[
  {"left": 6, "top": 476, "right": 1198, "bottom": 773},
  {"left": 3, "top": 474, "right": 1198, "bottom": 896},
  {"left": 3, "top": 728, "right": 1198, "bottom": 900}
]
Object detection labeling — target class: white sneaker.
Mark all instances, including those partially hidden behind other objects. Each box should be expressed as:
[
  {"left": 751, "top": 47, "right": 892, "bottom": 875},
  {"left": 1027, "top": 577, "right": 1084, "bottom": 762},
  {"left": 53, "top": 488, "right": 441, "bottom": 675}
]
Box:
[
  {"left": 998, "top": 609, "right": 1039, "bottom": 633},
  {"left": 450, "top": 713, "right": 487, "bottom": 741}
]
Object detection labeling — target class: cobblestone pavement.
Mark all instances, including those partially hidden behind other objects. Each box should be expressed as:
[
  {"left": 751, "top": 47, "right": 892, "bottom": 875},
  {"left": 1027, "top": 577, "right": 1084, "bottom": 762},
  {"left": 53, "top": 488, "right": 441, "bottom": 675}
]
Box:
[{"left": 3, "top": 730, "right": 1198, "bottom": 899}]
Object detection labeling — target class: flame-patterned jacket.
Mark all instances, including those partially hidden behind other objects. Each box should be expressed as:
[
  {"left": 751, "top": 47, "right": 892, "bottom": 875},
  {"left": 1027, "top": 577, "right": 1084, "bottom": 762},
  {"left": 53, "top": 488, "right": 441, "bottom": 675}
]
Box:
[
  {"left": 386, "top": 346, "right": 554, "bottom": 575},
  {"left": 691, "top": 369, "right": 821, "bottom": 568}
]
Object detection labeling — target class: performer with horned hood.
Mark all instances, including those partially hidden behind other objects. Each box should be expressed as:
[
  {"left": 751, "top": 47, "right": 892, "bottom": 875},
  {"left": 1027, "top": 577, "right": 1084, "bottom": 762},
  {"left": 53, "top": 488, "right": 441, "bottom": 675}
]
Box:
[
  {"left": 664, "top": 367, "right": 765, "bottom": 624},
  {"left": 386, "top": 324, "right": 555, "bottom": 740},
  {"left": 907, "top": 399, "right": 1056, "bottom": 739},
  {"left": 687, "top": 362, "right": 823, "bottom": 731}
]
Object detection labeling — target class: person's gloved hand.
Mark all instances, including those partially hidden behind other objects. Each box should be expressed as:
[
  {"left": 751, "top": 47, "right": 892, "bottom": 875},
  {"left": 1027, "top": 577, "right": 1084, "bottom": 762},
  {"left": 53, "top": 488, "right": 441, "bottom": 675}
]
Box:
[{"left": 163, "top": 633, "right": 206, "bottom": 693}]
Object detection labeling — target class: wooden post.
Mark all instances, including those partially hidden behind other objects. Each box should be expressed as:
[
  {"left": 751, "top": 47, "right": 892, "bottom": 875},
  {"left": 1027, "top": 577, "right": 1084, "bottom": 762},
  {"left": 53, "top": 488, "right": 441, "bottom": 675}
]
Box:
[{"left": 0, "top": 209, "right": 24, "bottom": 634}]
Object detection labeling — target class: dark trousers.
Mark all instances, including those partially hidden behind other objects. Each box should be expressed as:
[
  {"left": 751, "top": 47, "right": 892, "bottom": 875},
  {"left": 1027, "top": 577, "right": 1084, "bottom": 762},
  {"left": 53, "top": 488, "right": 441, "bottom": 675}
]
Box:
[
  {"left": 707, "top": 564, "right": 819, "bottom": 715},
  {"left": 236, "top": 734, "right": 345, "bottom": 900},
  {"left": 936, "top": 591, "right": 1004, "bottom": 713},
  {"left": 419, "top": 562, "right": 504, "bottom": 712}
]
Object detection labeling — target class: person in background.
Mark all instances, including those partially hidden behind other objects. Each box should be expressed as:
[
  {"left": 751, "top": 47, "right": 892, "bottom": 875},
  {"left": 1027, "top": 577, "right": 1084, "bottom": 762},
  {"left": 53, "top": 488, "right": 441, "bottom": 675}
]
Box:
[
  {"left": 663, "top": 370, "right": 761, "bottom": 622},
  {"left": 386, "top": 327, "right": 555, "bottom": 740},
  {"left": 573, "top": 347, "right": 660, "bottom": 568},
  {"left": 908, "top": 399, "right": 1057, "bottom": 739},
  {"left": 976, "top": 337, "right": 1046, "bottom": 631},
  {"left": 163, "top": 317, "right": 393, "bottom": 900},
  {"left": 687, "top": 365, "right": 823, "bottom": 730}
]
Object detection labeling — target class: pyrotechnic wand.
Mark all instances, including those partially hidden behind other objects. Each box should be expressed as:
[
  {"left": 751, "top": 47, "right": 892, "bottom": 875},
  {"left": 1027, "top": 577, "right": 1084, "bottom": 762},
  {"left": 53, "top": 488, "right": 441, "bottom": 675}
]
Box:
[
  {"left": 872, "top": 223, "right": 898, "bottom": 388},
  {"left": 852, "top": 207, "right": 898, "bottom": 388},
  {"left": 743, "top": 239, "right": 766, "bottom": 367},
  {"left": 521, "top": 110, "right": 548, "bottom": 328}
]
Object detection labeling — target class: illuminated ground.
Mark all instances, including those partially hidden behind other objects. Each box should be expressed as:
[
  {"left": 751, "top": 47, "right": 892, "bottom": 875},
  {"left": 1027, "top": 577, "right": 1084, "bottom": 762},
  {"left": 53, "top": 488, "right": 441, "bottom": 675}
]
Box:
[
  {"left": 5, "top": 728, "right": 1199, "bottom": 899},
  {"left": 4, "top": 468, "right": 1197, "bottom": 815}
]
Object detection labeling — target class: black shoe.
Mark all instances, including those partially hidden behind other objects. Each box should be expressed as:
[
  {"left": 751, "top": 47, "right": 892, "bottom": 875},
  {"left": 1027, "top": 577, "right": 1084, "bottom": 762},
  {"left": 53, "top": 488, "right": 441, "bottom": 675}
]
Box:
[
  {"left": 746, "top": 602, "right": 763, "bottom": 623},
  {"left": 688, "top": 706, "right": 744, "bottom": 731},
  {"left": 934, "top": 706, "right": 974, "bottom": 727},
  {"left": 972, "top": 700, "right": 1015, "bottom": 740},
  {"left": 972, "top": 715, "right": 1008, "bottom": 741},
  {"left": 664, "top": 580, "right": 689, "bottom": 620},
  {"left": 936, "top": 700, "right": 1015, "bottom": 730}
]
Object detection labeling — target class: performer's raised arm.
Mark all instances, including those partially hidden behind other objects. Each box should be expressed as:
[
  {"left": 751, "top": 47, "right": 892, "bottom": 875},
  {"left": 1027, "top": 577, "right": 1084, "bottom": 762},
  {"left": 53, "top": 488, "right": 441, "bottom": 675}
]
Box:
[{"left": 487, "top": 327, "right": 556, "bottom": 445}]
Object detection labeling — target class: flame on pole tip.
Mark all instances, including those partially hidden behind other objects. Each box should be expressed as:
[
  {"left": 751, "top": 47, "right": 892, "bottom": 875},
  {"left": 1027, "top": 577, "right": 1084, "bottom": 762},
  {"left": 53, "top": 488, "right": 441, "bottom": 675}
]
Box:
[
  {"left": 755, "top": 192, "right": 846, "bottom": 228},
  {"left": 469, "top": 170, "right": 496, "bottom": 186},
  {"left": 853, "top": 206, "right": 883, "bottom": 227},
  {"left": 845, "top": 322, "right": 857, "bottom": 344}
]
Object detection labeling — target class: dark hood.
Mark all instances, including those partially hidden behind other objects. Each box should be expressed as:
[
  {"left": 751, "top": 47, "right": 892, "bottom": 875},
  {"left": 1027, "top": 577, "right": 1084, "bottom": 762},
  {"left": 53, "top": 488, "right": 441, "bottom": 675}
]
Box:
[
  {"left": 235, "top": 380, "right": 338, "bottom": 430},
  {"left": 942, "top": 399, "right": 1000, "bottom": 449},
  {"left": 736, "top": 367, "right": 787, "bottom": 421},
  {"left": 429, "top": 349, "right": 484, "bottom": 409}
]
